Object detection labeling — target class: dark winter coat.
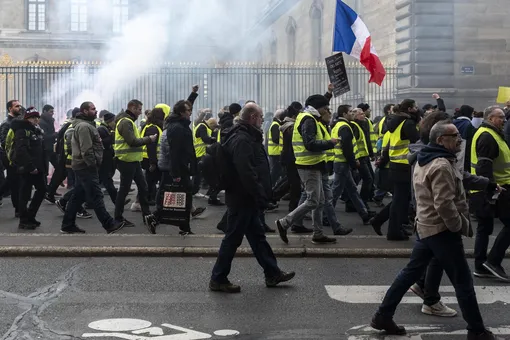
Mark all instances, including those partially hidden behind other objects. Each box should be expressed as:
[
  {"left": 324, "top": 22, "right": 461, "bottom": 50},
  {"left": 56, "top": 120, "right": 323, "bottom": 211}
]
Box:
[
  {"left": 141, "top": 124, "right": 161, "bottom": 168},
  {"left": 453, "top": 116, "right": 476, "bottom": 172},
  {"left": 97, "top": 122, "right": 115, "bottom": 174},
  {"left": 11, "top": 119, "right": 46, "bottom": 174},
  {"left": 165, "top": 113, "right": 197, "bottom": 179},
  {"left": 38, "top": 113, "right": 57, "bottom": 153},
  {"left": 223, "top": 121, "right": 271, "bottom": 209}
]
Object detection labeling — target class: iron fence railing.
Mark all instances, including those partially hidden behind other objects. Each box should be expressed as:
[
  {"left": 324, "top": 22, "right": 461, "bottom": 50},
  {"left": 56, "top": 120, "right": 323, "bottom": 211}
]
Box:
[{"left": 0, "top": 60, "right": 400, "bottom": 123}]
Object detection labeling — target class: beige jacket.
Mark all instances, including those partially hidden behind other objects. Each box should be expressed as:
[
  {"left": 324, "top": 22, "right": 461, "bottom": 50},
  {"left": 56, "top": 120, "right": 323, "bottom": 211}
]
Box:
[{"left": 413, "top": 156, "right": 472, "bottom": 239}]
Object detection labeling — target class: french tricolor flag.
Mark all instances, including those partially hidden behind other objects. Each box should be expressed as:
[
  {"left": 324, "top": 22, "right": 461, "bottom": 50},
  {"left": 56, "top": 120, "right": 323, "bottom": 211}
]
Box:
[{"left": 333, "top": 1, "right": 386, "bottom": 86}]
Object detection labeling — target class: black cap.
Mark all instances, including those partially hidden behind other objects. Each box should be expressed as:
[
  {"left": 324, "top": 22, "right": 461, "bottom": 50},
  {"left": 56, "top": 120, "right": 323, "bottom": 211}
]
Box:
[
  {"left": 305, "top": 95, "right": 329, "bottom": 109},
  {"left": 103, "top": 113, "right": 115, "bottom": 123},
  {"left": 229, "top": 103, "right": 242, "bottom": 115}
]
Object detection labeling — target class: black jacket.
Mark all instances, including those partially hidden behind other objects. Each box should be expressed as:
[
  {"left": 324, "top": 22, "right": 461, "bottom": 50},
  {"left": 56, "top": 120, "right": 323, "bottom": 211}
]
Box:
[
  {"left": 141, "top": 124, "right": 161, "bottom": 166},
  {"left": 270, "top": 118, "right": 281, "bottom": 145},
  {"left": 195, "top": 122, "right": 215, "bottom": 146},
  {"left": 38, "top": 113, "right": 57, "bottom": 153},
  {"left": 223, "top": 121, "right": 271, "bottom": 209},
  {"left": 0, "top": 115, "right": 18, "bottom": 150},
  {"left": 280, "top": 117, "right": 296, "bottom": 166},
  {"left": 97, "top": 122, "right": 115, "bottom": 172},
  {"left": 296, "top": 111, "right": 335, "bottom": 171},
  {"left": 473, "top": 122, "right": 502, "bottom": 183},
  {"left": 11, "top": 119, "right": 46, "bottom": 174},
  {"left": 166, "top": 113, "right": 197, "bottom": 179},
  {"left": 386, "top": 112, "right": 420, "bottom": 181},
  {"left": 219, "top": 112, "right": 234, "bottom": 130},
  {"left": 332, "top": 118, "right": 357, "bottom": 169}
]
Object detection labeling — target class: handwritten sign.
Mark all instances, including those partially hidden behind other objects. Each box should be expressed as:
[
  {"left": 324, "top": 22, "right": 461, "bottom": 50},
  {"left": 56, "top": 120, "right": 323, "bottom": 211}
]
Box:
[{"left": 325, "top": 53, "right": 350, "bottom": 97}]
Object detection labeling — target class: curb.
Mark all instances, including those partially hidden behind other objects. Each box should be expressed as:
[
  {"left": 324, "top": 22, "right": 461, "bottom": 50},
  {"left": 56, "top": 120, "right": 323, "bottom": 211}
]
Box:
[{"left": 0, "top": 246, "right": 503, "bottom": 258}]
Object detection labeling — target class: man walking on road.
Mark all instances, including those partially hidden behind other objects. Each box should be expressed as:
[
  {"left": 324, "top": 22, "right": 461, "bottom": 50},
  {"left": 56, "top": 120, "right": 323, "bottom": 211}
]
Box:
[
  {"left": 276, "top": 95, "right": 338, "bottom": 245},
  {"left": 371, "top": 122, "right": 498, "bottom": 340},
  {"left": 113, "top": 99, "right": 158, "bottom": 232},
  {"left": 61, "top": 102, "right": 125, "bottom": 234},
  {"left": 210, "top": 103, "right": 295, "bottom": 293}
]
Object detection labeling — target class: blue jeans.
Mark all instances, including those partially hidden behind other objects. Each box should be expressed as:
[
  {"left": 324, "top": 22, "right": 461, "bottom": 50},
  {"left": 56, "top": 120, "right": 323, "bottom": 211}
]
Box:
[
  {"left": 211, "top": 207, "right": 281, "bottom": 283},
  {"left": 62, "top": 168, "right": 114, "bottom": 230},
  {"left": 377, "top": 231, "right": 485, "bottom": 333},
  {"left": 332, "top": 162, "right": 368, "bottom": 218},
  {"left": 269, "top": 155, "right": 283, "bottom": 186},
  {"left": 322, "top": 173, "right": 344, "bottom": 233}
]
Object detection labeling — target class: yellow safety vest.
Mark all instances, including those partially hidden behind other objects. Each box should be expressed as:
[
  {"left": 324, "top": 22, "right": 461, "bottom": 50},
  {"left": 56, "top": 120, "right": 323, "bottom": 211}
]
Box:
[
  {"left": 331, "top": 120, "right": 358, "bottom": 163},
  {"left": 64, "top": 123, "right": 74, "bottom": 167},
  {"left": 378, "top": 116, "right": 387, "bottom": 139},
  {"left": 367, "top": 119, "right": 377, "bottom": 154},
  {"left": 141, "top": 124, "right": 162, "bottom": 160},
  {"left": 389, "top": 120, "right": 410, "bottom": 164},
  {"left": 217, "top": 129, "right": 221, "bottom": 143},
  {"left": 114, "top": 117, "right": 143, "bottom": 162},
  {"left": 352, "top": 121, "right": 369, "bottom": 158},
  {"left": 381, "top": 131, "right": 391, "bottom": 169},
  {"left": 268, "top": 121, "right": 283, "bottom": 156},
  {"left": 292, "top": 112, "right": 326, "bottom": 166},
  {"left": 193, "top": 122, "right": 212, "bottom": 158},
  {"left": 319, "top": 122, "right": 335, "bottom": 162},
  {"left": 471, "top": 127, "right": 510, "bottom": 189}
]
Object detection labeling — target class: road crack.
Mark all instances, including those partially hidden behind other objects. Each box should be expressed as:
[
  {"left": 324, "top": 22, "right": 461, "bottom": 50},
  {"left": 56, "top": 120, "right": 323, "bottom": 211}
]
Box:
[{"left": 1, "top": 262, "right": 88, "bottom": 340}]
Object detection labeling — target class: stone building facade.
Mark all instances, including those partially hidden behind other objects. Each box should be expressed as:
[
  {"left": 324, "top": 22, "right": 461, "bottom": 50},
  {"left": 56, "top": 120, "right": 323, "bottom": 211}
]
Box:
[{"left": 254, "top": 0, "right": 510, "bottom": 110}]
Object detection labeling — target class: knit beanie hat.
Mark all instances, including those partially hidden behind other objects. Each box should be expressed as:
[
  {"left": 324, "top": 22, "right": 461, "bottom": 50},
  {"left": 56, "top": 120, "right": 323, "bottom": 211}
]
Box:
[
  {"left": 229, "top": 103, "right": 242, "bottom": 116},
  {"left": 305, "top": 95, "right": 329, "bottom": 110},
  {"left": 24, "top": 106, "right": 40, "bottom": 119},
  {"left": 103, "top": 113, "right": 115, "bottom": 123}
]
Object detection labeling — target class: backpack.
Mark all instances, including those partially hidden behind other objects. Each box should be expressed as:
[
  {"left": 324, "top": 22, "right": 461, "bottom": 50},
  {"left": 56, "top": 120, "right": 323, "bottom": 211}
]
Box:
[
  {"left": 56, "top": 121, "right": 72, "bottom": 157},
  {"left": 204, "top": 135, "right": 235, "bottom": 190}
]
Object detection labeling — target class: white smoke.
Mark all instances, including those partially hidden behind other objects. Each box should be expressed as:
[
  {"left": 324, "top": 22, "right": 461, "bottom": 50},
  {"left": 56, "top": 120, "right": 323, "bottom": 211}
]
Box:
[{"left": 44, "top": 0, "right": 261, "bottom": 122}]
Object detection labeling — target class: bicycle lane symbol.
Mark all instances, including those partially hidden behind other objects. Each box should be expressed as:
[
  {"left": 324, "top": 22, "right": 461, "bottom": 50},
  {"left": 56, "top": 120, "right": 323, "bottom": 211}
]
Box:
[{"left": 82, "top": 318, "right": 240, "bottom": 340}]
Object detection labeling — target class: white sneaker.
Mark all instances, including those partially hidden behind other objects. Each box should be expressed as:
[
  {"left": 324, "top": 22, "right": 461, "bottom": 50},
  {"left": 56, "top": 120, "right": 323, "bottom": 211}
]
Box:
[
  {"left": 130, "top": 202, "right": 141, "bottom": 212},
  {"left": 421, "top": 301, "right": 457, "bottom": 317},
  {"left": 194, "top": 193, "right": 205, "bottom": 198}
]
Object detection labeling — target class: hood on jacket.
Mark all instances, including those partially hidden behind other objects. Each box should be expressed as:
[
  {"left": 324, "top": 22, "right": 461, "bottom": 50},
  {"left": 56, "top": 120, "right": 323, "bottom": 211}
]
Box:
[
  {"left": 386, "top": 113, "right": 410, "bottom": 133},
  {"left": 10, "top": 118, "right": 35, "bottom": 132},
  {"left": 280, "top": 117, "right": 295, "bottom": 133},
  {"left": 166, "top": 112, "right": 191, "bottom": 125},
  {"left": 408, "top": 140, "right": 426, "bottom": 166},
  {"left": 304, "top": 106, "right": 321, "bottom": 118},
  {"left": 225, "top": 120, "right": 263, "bottom": 143},
  {"left": 40, "top": 112, "right": 54, "bottom": 123},
  {"left": 417, "top": 143, "right": 457, "bottom": 167},
  {"left": 219, "top": 112, "right": 234, "bottom": 129}
]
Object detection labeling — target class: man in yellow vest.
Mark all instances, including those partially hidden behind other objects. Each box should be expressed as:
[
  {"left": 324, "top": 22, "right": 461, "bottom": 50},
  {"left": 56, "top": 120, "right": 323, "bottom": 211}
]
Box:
[
  {"left": 192, "top": 116, "right": 219, "bottom": 204},
  {"left": 373, "top": 103, "right": 395, "bottom": 205},
  {"left": 386, "top": 99, "right": 420, "bottom": 241},
  {"left": 113, "top": 99, "right": 158, "bottom": 232},
  {"left": 471, "top": 105, "right": 510, "bottom": 282},
  {"left": 276, "top": 95, "right": 338, "bottom": 245},
  {"left": 331, "top": 105, "right": 375, "bottom": 225},
  {"left": 267, "top": 109, "right": 285, "bottom": 184},
  {"left": 352, "top": 108, "right": 376, "bottom": 204},
  {"left": 141, "top": 108, "right": 165, "bottom": 205}
]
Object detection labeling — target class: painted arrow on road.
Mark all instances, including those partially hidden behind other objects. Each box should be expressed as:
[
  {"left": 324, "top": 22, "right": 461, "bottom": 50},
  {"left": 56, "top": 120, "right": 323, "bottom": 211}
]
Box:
[{"left": 325, "top": 285, "right": 510, "bottom": 304}]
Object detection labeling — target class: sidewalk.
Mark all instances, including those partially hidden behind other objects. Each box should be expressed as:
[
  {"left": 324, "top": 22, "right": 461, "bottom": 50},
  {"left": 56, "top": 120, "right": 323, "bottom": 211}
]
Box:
[
  {"left": 0, "top": 233, "right": 504, "bottom": 258},
  {"left": 0, "top": 190, "right": 506, "bottom": 257}
]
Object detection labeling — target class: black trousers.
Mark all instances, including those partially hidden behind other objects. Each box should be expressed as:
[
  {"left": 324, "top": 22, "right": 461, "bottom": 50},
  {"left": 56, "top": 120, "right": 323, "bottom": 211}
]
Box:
[
  {"left": 145, "top": 167, "right": 161, "bottom": 202},
  {"left": 286, "top": 164, "right": 302, "bottom": 212},
  {"left": 115, "top": 160, "right": 151, "bottom": 220},
  {"left": 192, "top": 156, "right": 203, "bottom": 195},
  {"left": 47, "top": 159, "right": 67, "bottom": 197},
  {"left": 44, "top": 150, "right": 58, "bottom": 178},
  {"left": 388, "top": 177, "right": 411, "bottom": 238},
  {"left": 98, "top": 165, "right": 117, "bottom": 204},
  {"left": 19, "top": 172, "right": 46, "bottom": 222},
  {"left": 6, "top": 165, "right": 20, "bottom": 212}
]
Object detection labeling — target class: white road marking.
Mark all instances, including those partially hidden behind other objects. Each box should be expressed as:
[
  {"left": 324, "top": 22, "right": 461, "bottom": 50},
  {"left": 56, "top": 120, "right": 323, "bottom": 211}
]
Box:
[
  {"left": 213, "top": 330, "right": 240, "bottom": 336},
  {"left": 325, "top": 285, "right": 510, "bottom": 304}
]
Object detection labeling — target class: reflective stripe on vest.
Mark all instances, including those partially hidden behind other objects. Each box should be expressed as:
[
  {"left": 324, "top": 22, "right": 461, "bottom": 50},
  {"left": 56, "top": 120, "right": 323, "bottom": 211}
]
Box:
[
  {"left": 368, "top": 119, "right": 377, "bottom": 154},
  {"left": 64, "top": 123, "right": 74, "bottom": 166},
  {"left": 114, "top": 117, "right": 143, "bottom": 162},
  {"left": 193, "top": 122, "right": 212, "bottom": 158},
  {"left": 470, "top": 127, "right": 510, "bottom": 191},
  {"left": 217, "top": 129, "right": 221, "bottom": 142},
  {"left": 382, "top": 131, "right": 391, "bottom": 169},
  {"left": 389, "top": 120, "right": 410, "bottom": 164},
  {"left": 267, "top": 121, "right": 283, "bottom": 156},
  {"left": 352, "top": 121, "right": 369, "bottom": 158},
  {"left": 141, "top": 124, "right": 162, "bottom": 160},
  {"left": 331, "top": 121, "right": 358, "bottom": 163},
  {"left": 319, "top": 122, "right": 335, "bottom": 162},
  {"left": 292, "top": 112, "right": 326, "bottom": 166},
  {"left": 378, "top": 116, "right": 387, "bottom": 139}
]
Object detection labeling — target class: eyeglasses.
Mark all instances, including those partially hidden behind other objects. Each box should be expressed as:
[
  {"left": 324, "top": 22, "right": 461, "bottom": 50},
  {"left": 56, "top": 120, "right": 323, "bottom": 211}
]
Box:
[{"left": 441, "top": 133, "right": 460, "bottom": 138}]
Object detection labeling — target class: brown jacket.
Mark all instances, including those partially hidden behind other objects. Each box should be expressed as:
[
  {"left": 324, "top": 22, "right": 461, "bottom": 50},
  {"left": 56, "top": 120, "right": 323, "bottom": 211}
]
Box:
[{"left": 413, "top": 153, "right": 472, "bottom": 239}]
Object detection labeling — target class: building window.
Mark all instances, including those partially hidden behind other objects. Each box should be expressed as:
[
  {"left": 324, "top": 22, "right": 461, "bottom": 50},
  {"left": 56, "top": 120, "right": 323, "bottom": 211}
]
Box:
[
  {"left": 286, "top": 17, "right": 297, "bottom": 63},
  {"left": 71, "top": 0, "right": 88, "bottom": 32},
  {"left": 27, "top": 0, "right": 46, "bottom": 31},
  {"left": 113, "top": 0, "right": 129, "bottom": 33},
  {"left": 310, "top": 4, "right": 323, "bottom": 62}
]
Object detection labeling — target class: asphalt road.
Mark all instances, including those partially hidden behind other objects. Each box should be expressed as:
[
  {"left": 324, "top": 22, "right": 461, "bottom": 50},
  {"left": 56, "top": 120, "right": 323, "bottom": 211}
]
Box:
[{"left": 1, "top": 257, "right": 509, "bottom": 339}]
